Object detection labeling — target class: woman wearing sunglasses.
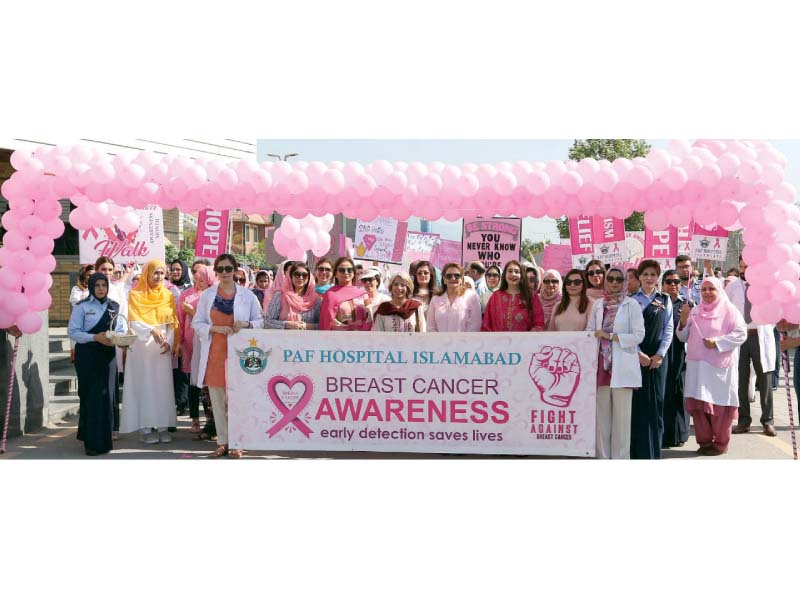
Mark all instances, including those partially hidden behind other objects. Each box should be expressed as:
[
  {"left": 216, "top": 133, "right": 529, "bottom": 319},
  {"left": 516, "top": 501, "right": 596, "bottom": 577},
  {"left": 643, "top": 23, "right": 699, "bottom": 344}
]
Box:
[
  {"left": 584, "top": 259, "right": 607, "bottom": 302},
  {"left": 586, "top": 266, "right": 646, "bottom": 459},
  {"left": 661, "top": 269, "right": 692, "bottom": 449},
  {"left": 479, "top": 265, "right": 502, "bottom": 312},
  {"left": 314, "top": 258, "right": 335, "bottom": 295},
  {"left": 264, "top": 262, "right": 321, "bottom": 330},
  {"left": 359, "top": 267, "right": 390, "bottom": 327},
  {"left": 373, "top": 272, "right": 426, "bottom": 332},
  {"left": 481, "top": 260, "right": 545, "bottom": 332},
  {"left": 426, "top": 263, "right": 482, "bottom": 332},
  {"left": 548, "top": 270, "right": 593, "bottom": 332},
  {"left": 630, "top": 259, "right": 674, "bottom": 460},
  {"left": 319, "top": 257, "right": 369, "bottom": 331},
  {"left": 539, "top": 269, "right": 563, "bottom": 329},
  {"left": 192, "top": 254, "right": 263, "bottom": 458}
]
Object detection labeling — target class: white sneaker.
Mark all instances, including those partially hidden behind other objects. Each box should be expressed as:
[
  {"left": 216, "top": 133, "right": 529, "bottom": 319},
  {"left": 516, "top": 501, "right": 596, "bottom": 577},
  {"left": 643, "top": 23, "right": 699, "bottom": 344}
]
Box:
[
  {"left": 142, "top": 430, "right": 159, "bottom": 444},
  {"left": 159, "top": 430, "right": 172, "bottom": 443}
]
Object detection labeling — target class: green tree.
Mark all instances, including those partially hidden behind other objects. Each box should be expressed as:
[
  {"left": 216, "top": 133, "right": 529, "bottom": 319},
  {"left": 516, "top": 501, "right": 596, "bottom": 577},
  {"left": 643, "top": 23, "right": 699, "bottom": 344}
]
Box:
[
  {"left": 520, "top": 238, "right": 544, "bottom": 262},
  {"left": 557, "top": 139, "right": 651, "bottom": 239},
  {"left": 164, "top": 244, "right": 179, "bottom": 264}
]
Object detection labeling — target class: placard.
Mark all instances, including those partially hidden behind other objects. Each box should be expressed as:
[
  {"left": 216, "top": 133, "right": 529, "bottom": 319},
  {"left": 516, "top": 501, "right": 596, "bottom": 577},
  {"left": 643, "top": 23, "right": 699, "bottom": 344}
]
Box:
[
  {"left": 541, "top": 243, "right": 573, "bottom": 275},
  {"left": 354, "top": 217, "right": 408, "bottom": 264},
  {"left": 568, "top": 215, "right": 594, "bottom": 269},
  {"left": 677, "top": 224, "right": 693, "bottom": 256},
  {"left": 78, "top": 205, "right": 165, "bottom": 265},
  {"left": 227, "top": 330, "right": 598, "bottom": 456},
  {"left": 403, "top": 231, "right": 441, "bottom": 267},
  {"left": 462, "top": 217, "right": 521, "bottom": 268},
  {"left": 644, "top": 226, "right": 678, "bottom": 271},
  {"left": 195, "top": 209, "right": 229, "bottom": 259},
  {"left": 592, "top": 217, "right": 626, "bottom": 264},
  {"left": 431, "top": 239, "right": 463, "bottom": 269},
  {"left": 691, "top": 223, "right": 728, "bottom": 261}
]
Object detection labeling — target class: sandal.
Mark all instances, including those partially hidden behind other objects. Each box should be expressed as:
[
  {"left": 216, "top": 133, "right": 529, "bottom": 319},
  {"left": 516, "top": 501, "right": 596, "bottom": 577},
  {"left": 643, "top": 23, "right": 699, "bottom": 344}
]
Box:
[
  {"left": 207, "top": 445, "right": 228, "bottom": 459},
  {"left": 190, "top": 420, "right": 201, "bottom": 434},
  {"left": 228, "top": 449, "right": 243, "bottom": 459}
]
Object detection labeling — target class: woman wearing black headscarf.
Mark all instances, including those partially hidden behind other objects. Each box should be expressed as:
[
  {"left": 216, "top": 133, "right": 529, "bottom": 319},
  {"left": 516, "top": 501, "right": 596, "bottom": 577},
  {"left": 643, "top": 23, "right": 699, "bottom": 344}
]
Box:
[
  {"left": 67, "top": 273, "right": 126, "bottom": 456},
  {"left": 168, "top": 259, "right": 192, "bottom": 418},
  {"left": 661, "top": 268, "right": 692, "bottom": 448}
]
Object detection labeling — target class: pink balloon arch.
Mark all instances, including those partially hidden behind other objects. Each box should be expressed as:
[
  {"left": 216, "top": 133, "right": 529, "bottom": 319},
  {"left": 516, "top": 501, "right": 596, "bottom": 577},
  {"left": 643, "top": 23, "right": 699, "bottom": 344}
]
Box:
[{"left": 1, "top": 139, "right": 799, "bottom": 333}]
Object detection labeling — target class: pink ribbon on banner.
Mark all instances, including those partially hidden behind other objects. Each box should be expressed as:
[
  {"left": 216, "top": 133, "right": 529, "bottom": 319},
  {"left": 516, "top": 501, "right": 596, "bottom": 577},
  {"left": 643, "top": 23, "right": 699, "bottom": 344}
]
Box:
[{"left": 266, "top": 375, "right": 313, "bottom": 438}]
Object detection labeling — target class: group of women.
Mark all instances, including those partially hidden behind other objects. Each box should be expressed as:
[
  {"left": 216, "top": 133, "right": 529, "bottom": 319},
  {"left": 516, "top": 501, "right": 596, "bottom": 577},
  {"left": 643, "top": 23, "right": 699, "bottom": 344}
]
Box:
[{"left": 67, "top": 250, "right": 750, "bottom": 460}]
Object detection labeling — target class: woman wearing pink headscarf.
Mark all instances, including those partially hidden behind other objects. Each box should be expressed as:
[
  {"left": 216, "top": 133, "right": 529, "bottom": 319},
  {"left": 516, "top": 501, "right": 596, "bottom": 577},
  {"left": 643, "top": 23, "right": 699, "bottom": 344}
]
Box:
[
  {"left": 261, "top": 261, "right": 293, "bottom": 312},
  {"left": 676, "top": 277, "right": 747, "bottom": 456},
  {"left": 319, "top": 257, "right": 369, "bottom": 331},
  {"left": 177, "top": 264, "right": 218, "bottom": 433},
  {"left": 264, "top": 262, "right": 321, "bottom": 329},
  {"left": 539, "top": 269, "right": 563, "bottom": 328}
]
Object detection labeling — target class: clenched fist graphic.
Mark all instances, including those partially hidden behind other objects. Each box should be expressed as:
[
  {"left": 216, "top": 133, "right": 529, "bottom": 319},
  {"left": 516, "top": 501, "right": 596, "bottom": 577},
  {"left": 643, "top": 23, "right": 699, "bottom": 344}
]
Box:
[{"left": 528, "top": 346, "right": 581, "bottom": 408}]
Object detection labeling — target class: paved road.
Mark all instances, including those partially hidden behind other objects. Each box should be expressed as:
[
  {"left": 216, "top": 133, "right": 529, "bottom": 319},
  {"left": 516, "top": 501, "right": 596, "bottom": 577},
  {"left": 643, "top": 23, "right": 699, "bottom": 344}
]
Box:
[{"left": 3, "top": 374, "right": 797, "bottom": 459}]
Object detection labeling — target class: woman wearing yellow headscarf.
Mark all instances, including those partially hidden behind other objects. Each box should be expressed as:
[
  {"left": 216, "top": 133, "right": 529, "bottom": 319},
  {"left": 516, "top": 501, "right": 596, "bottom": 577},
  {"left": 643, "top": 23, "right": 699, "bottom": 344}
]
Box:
[{"left": 120, "top": 259, "right": 182, "bottom": 444}]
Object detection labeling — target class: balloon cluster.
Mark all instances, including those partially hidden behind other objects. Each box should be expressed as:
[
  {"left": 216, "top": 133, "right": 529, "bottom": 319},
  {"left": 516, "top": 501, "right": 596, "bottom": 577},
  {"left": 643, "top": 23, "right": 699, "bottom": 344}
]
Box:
[
  {"left": 0, "top": 140, "right": 798, "bottom": 332},
  {"left": 272, "top": 214, "right": 335, "bottom": 261}
]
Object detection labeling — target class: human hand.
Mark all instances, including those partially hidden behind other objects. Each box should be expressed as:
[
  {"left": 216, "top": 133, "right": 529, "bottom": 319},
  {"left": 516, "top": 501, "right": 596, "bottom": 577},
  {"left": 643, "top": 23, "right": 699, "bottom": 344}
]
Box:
[
  {"left": 232, "top": 320, "right": 250, "bottom": 333},
  {"left": 284, "top": 321, "right": 302, "bottom": 330},
  {"left": 93, "top": 333, "right": 114, "bottom": 347},
  {"left": 151, "top": 329, "right": 165, "bottom": 345},
  {"left": 159, "top": 341, "right": 171, "bottom": 355},
  {"left": 212, "top": 325, "right": 234, "bottom": 335},
  {"left": 703, "top": 338, "right": 717, "bottom": 349},
  {"left": 173, "top": 345, "right": 182, "bottom": 358},
  {"left": 639, "top": 352, "right": 652, "bottom": 367},
  {"left": 649, "top": 354, "right": 663, "bottom": 370},
  {"left": 679, "top": 304, "right": 692, "bottom": 326},
  {"left": 182, "top": 302, "right": 195, "bottom": 317},
  {"left": 7, "top": 325, "right": 22, "bottom": 338},
  {"left": 528, "top": 346, "right": 581, "bottom": 408}
]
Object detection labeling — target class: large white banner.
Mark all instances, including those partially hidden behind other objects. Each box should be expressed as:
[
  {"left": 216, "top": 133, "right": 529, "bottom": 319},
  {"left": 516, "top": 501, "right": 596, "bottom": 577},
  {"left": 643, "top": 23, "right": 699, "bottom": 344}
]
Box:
[
  {"left": 227, "top": 330, "right": 598, "bottom": 456},
  {"left": 78, "top": 205, "right": 165, "bottom": 265}
]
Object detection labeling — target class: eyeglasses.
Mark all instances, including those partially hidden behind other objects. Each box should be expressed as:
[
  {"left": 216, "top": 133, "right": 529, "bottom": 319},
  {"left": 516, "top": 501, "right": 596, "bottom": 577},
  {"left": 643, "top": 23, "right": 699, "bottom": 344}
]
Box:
[
  {"left": 565, "top": 278, "right": 584, "bottom": 286},
  {"left": 234, "top": 277, "right": 247, "bottom": 284},
  {"left": 316, "top": 267, "right": 332, "bottom": 273},
  {"left": 215, "top": 266, "right": 235, "bottom": 274},
  {"left": 543, "top": 279, "right": 560, "bottom": 285},
  {"left": 587, "top": 269, "right": 604, "bottom": 277},
  {"left": 444, "top": 273, "right": 462, "bottom": 281},
  {"left": 292, "top": 272, "right": 309, "bottom": 279},
  {"left": 606, "top": 276, "right": 625, "bottom": 283},
  {"left": 663, "top": 279, "right": 681, "bottom": 285},
  {"left": 337, "top": 267, "right": 354, "bottom": 274}
]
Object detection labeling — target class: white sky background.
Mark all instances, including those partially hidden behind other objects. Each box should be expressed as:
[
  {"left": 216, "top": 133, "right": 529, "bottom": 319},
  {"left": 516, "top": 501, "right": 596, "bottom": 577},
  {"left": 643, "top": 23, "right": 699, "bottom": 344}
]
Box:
[{"left": 258, "top": 139, "right": 800, "bottom": 242}]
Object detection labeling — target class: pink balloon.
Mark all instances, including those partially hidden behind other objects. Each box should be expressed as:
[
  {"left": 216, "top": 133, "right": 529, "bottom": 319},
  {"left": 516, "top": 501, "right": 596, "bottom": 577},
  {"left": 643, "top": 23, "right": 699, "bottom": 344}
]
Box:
[
  {"left": 716, "top": 201, "right": 740, "bottom": 229},
  {"left": 16, "top": 311, "right": 42, "bottom": 334},
  {"left": 24, "top": 271, "right": 51, "bottom": 291},
  {"left": 26, "top": 291, "right": 52, "bottom": 312},
  {"left": 668, "top": 204, "right": 692, "bottom": 228},
  {"left": 741, "top": 244, "right": 767, "bottom": 265},
  {"left": 627, "top": 165, "right": 654, "bottom": 190},
  {"left": 560, "top": 170, "right": 582, "bottom": 194},
  {"left": 525, "top": 170, "right": 550, "bottom": 195},
  {"left": 738, "top": 204, "right": 764, "bottom": 228},
  {"left": 321, "top": 169, "right": 345, "bottom": 195},
  {"left": 544, "top": 161, "right": 567, "bottom": 186},
  {"left": 716, "top": 153, "right": 741, "bottom": 177},
  {"left": 34, "top": 198, "right": 63, "bottom": 221},
  {"left": 750, "top": 301, "right": 781, "bottom": 325},
  {"left": 286, "top": 171, "right": 310, "bottom": 195},
  {"left": 42, "top": 218, "right": 65, "bottom": 239},
  {"left": 384, "top": 171, "right": 408, "bottom": 195},
  {"left": 646, "top": 149, "right": 672, "bottom": 177},
  {"left": 0, "top": 268, "right": 23, "bottom": 290},
  {"left": 771, "top": 280, "right": 797, "bottom": 304},
  {"left": 491, "top": 172, "right": 516, "bottom": 196},
  {"left": 295, "top": 228, "right": 317, "bottom": 250},
  {"left": 774, "top": 221, "right": 800, "bottom": 244},
  {"left": 20, "top": 215, "right": 44, "bottom": 237},
  {"left": 28, "top": 235, "right": 55, "bottom": 256},
  {"left": 644, "top": 209, "right": 669, "bottom": 231},
  {"left": 696, "top": 164, "right": 722, "bottom": 187},
  {"left": 353, "top": 173, "right": 377, "bottom": 198},
  {"left": 216, "top": 168, "right": 238, "bottom": 191},
  {"left": 661, "top": 166, "right": 688, "bottom": 191},
  {"left": 34, "top": 254, "right": 57, "bottom": 273},
  {"left": 767, "top": 242, "right": 792, "bottom": 264},
  {"left": 2, "top": 230, "right": 29, "bottom": 252},
  {"left": 774, "top": 182, "right": 796, "bottom": 204},
  {"left": 737, "top": 159, "right": 763, "bottom": 184},
  {"left": 764, "top": 201, "right": 789, "bottom": 227},
  {"left": 1, "top": 209, "right": 23, "bottom": 231},
  {"left": 4, "top": 291, "right": 29, "bottom": 317},
  {"left": 745, "top": 285, "right": 772, "bottom": 305},
  {"left": 593, "top": 168, "right": 619, "bottom": 193},
  {"left": 783, "top": 302, "right": 800, "bottom": 325},
  {"left": 576, "top": 158, "right": 600, "bottom": 180},
  {"left": 0, "top": 312, "right": 14, "bottom": 330}
]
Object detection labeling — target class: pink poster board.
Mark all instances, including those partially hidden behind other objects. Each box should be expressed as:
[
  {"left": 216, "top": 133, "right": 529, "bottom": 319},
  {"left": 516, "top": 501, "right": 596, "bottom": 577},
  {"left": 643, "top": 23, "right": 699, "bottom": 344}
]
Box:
[
  {"left": 431, "top": 239, "right": 462, "bottom": 269},
  {"left": 195, "top": 209, "right": 230, "bottom": 259},
  {"left": 462, "top": 217, "right": 521, "bottom": 268},
  {"left": 541, "top": 244, "right": 573, "bottom": 275}
]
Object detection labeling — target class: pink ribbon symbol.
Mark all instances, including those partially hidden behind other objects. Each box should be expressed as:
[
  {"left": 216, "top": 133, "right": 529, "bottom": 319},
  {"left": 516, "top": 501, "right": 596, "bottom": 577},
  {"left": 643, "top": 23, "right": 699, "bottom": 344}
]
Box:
[
  {"left": 267, "top": 375, "right": 313, "bottom": 438},
  {"left": 82, "top": 228, "right": 98, "bottom": 241}
]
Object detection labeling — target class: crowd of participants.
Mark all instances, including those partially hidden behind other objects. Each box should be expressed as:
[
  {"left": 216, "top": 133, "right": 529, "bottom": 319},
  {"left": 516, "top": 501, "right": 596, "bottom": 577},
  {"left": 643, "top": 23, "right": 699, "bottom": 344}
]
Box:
[{"left": 57, "top": 250, "right": 800, "bottom": 459}]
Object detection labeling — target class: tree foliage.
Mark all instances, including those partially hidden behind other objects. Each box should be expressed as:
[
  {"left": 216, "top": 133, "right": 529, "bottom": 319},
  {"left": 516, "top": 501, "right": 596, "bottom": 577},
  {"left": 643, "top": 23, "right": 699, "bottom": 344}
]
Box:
[
  {"left": 557, "top": 139, "right": 651, "bottom": 238},
  {"left": 520, "top": 238, "right": 544, "bottom": 262}
]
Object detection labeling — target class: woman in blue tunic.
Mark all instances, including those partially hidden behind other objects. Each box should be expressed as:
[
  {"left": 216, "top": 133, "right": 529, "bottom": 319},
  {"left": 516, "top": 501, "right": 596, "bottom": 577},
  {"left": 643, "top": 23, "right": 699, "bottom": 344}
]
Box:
[
  {"left": 67, "top": 273, "right": 125, "bottom": 456},
  {"left": 630, "top": 260, "right": 674, "bottom": 459},
  {"left": 661, "top": 269, "right": 691, "bottom": 448}
]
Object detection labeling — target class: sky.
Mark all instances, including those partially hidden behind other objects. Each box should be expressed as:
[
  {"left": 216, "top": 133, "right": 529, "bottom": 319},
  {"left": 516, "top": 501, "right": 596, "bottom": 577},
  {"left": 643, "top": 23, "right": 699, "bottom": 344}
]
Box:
[{"left": 257, "top": 139, "right": 800, "bottom": 243}]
